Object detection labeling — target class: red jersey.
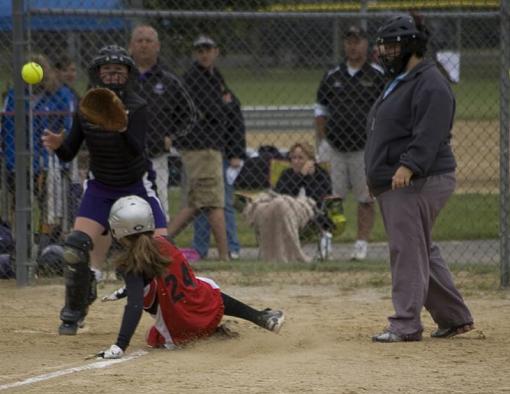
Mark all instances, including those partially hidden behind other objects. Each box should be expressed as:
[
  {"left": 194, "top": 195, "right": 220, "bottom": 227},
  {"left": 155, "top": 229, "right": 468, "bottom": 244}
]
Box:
[{"left": 143, "top": 236, "right": 224, "bottom": 346}]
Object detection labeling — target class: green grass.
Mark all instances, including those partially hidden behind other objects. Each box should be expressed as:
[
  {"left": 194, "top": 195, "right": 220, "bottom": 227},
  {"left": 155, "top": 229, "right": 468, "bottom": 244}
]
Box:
[
  {"left": 187, "top": 259, "right": 502, "bottom": 291},
  {"left": 226, "top": 67, "right": 324, "bottom": 106},
  {"left": 169, "top": 189, "right": 499, "bottom": 248},
  {"left": 223, "top": 66, "right": 500, "bottom": 120},
  {"left": 452, "top": 78, "right": 499, "bottom": 120},
  {"left": 0, "top": 60, "right": 498, "bottom": 120},
  {"left": 193, "top": 259, "right": 498, "bottom": 274}
]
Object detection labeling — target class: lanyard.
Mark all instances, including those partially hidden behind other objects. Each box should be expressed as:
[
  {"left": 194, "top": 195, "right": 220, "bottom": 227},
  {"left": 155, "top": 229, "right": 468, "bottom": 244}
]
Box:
[{"left": 383, "top": 72, "right": 408, "bottom": 99}]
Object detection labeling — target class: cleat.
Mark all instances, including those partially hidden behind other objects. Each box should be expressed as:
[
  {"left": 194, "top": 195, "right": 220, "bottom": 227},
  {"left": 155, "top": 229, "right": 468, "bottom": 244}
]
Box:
[
  {"left": 350, "top": 240, "right": 368, "bottom": 261},
  {"left": 59, "top": 317, "right": 85, "bottom": 335},
  {"left": 260, "top": 308, "right": 285, "bottom": 334},
  {"left": 59, "top": 321, "right": 79, "bottom": 335}
]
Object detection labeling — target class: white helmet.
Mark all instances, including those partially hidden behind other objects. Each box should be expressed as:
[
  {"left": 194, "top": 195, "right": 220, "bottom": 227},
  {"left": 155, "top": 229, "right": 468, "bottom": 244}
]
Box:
[{"left": 109, "top": 196, "right": 155, "bottom": 239}]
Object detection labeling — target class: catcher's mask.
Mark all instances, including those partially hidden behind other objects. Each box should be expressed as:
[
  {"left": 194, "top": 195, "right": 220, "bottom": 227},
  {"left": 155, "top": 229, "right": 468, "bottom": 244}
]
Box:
[
  {"left": 36, "top": 244, "right": 65, "bottom": 276},
  {"left": 376, "top": 14, "right": 429, "bottom": 77},
  {"left": 89, "top": 45, "right": 137, "bottom": 96},
  {"left": 109, "top": 196, "right": 155, "bottom": 240}
]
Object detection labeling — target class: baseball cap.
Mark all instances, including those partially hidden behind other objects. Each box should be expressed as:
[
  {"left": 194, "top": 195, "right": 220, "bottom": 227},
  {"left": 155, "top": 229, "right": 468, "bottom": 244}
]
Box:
[
  {"left": 193, "top": 35, "right": 217, "bottom": 48},
  {"left": 344, "top": 26, "right": 368, "bottom": 39}
]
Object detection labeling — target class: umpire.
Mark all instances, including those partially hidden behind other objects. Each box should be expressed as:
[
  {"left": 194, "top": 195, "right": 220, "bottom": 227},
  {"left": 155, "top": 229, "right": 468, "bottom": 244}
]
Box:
[
  {"left": 129, "top": 25, "right": 197, "bottom": 220},
  {"left": 314, "top": 26, "right": 385, "bottom": 261}
]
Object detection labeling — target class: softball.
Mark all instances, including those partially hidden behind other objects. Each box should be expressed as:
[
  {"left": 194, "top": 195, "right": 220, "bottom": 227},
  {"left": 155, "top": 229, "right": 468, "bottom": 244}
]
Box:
[{"left": 21, "top": 62, "right": 44, "bottom": 85}]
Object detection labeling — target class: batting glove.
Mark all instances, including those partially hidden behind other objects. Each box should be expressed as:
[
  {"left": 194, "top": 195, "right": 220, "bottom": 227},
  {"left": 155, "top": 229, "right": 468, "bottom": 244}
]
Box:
[
  {"left": 96, "top": 344, "right": 124, "bottom": 359},
  {"left": 101, "top": 287, "right": 127, "bottom": 302}
]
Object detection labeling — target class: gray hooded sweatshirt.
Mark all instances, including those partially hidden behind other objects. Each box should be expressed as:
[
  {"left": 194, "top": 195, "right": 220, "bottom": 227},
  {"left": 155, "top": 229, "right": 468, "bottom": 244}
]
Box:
[{"left": 364, "top": 59, "right": 456, "bottom": 196}]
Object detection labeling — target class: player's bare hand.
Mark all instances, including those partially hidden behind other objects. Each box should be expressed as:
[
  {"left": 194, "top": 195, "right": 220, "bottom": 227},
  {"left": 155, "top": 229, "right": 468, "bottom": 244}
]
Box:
[
  {"left": 41, "top": 128, "right": 65, "bottom": 151},
  {"left": 301, "top": 160, "right": 315, "bottom": 176},
  {"left": 164, "top": 136, "right": 172, "bottom": 151},
  {"left": 229, "top": 158, "right": 242, "bottom": 168},
  {"left": 391, "top": 166, "right": 413, "bottom": 190}
]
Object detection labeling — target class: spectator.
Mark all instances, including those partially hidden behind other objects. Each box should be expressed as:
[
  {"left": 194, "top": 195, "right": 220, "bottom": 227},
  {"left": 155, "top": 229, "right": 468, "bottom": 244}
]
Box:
[
  {"left": 366, "top": 14, "right": 473, "bottom": 342},
  {"left": 370, "top": 44, "right": 385, "bottom": 74},
  {"left": 168, "top": 35, "right": 229, "bottom": 261},
  {"left": 314, "top": 26, "right": 385, "bottom": 261},
  {"left": 192, "top": 70, "right": 246, "bottom": 261},
  {"left": 242, "top": 142, "right": 332, "bottom": 263},
  {"left": 55, "top": 54, "right": 85, "bottom": 233},
  {"left": 42, "top": 45, "right": 168, "bottom": 336},
  {"left": 54, "top": 55, "right": 79, "bottom": 103},
  {"left": 1, "top": 54, "right": 74, "bottom": 247},
  {"left": 129, "top": 25, "right": 197, "bottom": 221}
]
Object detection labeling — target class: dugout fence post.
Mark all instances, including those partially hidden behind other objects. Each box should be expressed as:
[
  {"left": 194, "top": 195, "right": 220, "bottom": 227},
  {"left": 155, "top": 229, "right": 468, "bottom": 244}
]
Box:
[
  {"left": 500, "top": 2, "right": 510, "bottom": 288},
  {"left": 13, "top": 0, "right": 32, "bottom": 286}
]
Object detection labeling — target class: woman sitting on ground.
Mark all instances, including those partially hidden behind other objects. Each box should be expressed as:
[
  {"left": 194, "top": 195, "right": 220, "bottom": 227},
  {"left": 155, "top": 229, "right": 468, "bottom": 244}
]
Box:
[{"left": 243, "top": 142, "right": 332, "bottom": 263}]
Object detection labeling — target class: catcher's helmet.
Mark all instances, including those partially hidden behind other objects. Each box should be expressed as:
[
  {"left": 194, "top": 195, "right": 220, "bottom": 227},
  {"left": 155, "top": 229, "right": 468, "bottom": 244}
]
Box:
[
  {"left": 36, "top": 244, "right": 65, "bottom": 276},
  {"left": 88, "top": 45, "right": 137, "bottom": 93},
  {"left": 376, "top": 14, "right": 429, "bottom": 77},
  {"left": 89, "top": 45, "right": 136, "bottom": 73},
  {"left": 109, "top": 196, "right": 155, "bottom": 240}
]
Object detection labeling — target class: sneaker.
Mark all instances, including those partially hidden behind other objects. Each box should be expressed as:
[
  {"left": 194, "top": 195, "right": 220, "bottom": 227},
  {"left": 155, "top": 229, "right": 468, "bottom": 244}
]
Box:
[
  {"left": 259, "top": 308, "right": 285, "bottom": 334},
  {"left": 431, "top": 323, "right": 474, "bottom": 338},
  {"left": 351, "top": 240, "right": 368, "bottom": 261},
  {"left": 372, "top": 330, "right": 422, "bottom": 343},
  {"left": 229, "top": 251, "right": 240, "bottom": 261}
]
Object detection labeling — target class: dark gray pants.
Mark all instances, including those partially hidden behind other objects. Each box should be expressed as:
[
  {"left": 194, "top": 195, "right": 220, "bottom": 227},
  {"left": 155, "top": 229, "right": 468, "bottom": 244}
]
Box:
[{"left": 377, "top": 172, "right": 473, "bottom": 336}]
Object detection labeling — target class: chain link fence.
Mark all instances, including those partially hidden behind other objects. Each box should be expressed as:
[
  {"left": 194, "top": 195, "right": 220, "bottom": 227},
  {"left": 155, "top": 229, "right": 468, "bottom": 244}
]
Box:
[{"left": 0, "top": 1, "right": 507, "bottom": 285}]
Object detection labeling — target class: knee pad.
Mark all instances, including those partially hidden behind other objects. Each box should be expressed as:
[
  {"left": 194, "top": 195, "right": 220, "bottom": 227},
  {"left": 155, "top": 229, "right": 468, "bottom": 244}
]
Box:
[{"left": 63, "top": 231, "right": 93, "bottom": 265}]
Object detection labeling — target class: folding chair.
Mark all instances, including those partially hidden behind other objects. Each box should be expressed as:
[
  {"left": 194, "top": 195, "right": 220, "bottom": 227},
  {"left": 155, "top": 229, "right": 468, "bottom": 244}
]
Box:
[{"left": 268, "top": 159, "right": 347, "bottom": 261}]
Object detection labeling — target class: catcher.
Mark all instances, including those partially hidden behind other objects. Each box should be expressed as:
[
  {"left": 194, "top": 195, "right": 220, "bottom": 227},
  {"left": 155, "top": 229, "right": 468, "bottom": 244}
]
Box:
[
  {"left": 42, "top": 45, "right": 168, "bottom": 336},
  {"left": 96, "top": 195, "right": 284, "bottom": 359}
]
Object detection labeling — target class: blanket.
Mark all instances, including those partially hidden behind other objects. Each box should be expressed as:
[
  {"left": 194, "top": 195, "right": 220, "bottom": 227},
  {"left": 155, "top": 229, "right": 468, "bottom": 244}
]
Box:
[{"left": 243, "top": 191, "right": 316, "bottom": 263}]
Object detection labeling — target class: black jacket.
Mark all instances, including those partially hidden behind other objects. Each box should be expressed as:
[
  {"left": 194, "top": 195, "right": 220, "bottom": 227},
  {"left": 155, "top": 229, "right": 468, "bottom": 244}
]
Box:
[
  {"left": 275, "top": 165, "right": 332, "bottom": 205},
  {"left": 133, "top": 62, "right": 197, "bottom": 158},
  {"left": 55, "top": 91, "right": 150, "bottom": 186},
  {"left": 364, "top": 60, "right": 457, "bottom": 196},
  {"left": 175, "top": 62, "right": 227, "bottom": 151},
  {"left": 223, "top": 88, "right": 246, "bottom": 160},
  {"left": 316, "top": 62, "right": 385, "bottom": 152}
]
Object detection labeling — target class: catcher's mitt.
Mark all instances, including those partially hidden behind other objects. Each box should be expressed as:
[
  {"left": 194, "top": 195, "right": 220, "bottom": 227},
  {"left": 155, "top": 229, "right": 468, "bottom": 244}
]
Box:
[{"left": 79, "top": 87, "right": 128, "bottom": 131}]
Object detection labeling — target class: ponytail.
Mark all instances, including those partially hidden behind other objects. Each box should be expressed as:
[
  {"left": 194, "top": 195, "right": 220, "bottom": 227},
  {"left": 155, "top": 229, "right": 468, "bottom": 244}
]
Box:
[
  {"left": 409, "top": 11, "right": 429, "bottom": 57},
  {"left": 113, "top": 232, "right": 170, "bottom": 278}
]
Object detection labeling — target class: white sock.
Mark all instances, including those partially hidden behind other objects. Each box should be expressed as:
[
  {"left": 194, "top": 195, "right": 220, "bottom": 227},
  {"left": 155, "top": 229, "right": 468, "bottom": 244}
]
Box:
[{"left": 91, "top": 267, "right": 103, "bottom": 282}]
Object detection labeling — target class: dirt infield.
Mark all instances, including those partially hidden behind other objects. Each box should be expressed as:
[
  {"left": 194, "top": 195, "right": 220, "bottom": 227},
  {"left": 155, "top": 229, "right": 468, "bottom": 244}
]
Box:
[{"left": 1, "top": 271, "right": 509, "bottom": 393}]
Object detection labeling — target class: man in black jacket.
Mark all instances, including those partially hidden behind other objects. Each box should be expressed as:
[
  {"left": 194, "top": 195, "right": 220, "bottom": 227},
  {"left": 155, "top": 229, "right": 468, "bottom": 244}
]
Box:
[
  {"left": 169, "top": 35, "right": 232, "bottom": 261},
  {"left": 129, "top": 25, "right": 197, "bottom": 221},
  {"left": 192, "top": 80, "right": 246, "bottom": 260}
]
